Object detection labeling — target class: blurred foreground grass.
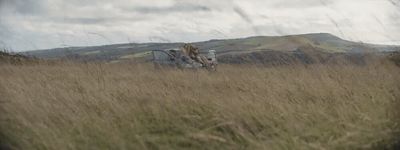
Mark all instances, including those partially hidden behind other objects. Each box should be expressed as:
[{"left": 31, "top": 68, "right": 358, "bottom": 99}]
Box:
[{"left": 0, "top": 61, "right": 400, "bottom": 150}]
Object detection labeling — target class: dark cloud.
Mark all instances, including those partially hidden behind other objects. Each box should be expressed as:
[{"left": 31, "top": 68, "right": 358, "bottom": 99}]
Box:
[
  {"left": 59, "top": 17, "right": 121, "bottom": 25},
  {"left": 0, "top": 0, "right": 45, "bottom": 15},
  {"left": 63, "top": 17, "right": 108, "bottom": 25},
  {"left": 125, "top": 2, "right": 211, "bottom": 14}
]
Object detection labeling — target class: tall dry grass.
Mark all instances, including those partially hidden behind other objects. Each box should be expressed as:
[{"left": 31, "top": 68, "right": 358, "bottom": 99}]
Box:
[{"left": 0, "top": 60, "right": 400, "bottom": 150}]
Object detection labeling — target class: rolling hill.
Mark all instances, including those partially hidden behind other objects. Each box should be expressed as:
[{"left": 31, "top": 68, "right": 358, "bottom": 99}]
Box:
[{"left": 23, "top": 33, "right": 400, "bottom": 63}]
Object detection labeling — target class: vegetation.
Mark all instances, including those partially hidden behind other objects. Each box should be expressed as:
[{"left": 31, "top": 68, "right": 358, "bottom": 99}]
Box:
[
  {"left": 23, "top": 33, "right": 400, "bottom": 63},
  {"left": 389, "top": 51, "right": 400, "bottom": 66},
  {"left": 0, "top": 50, "right": 33, "bottom": 65},
  {"left": 0, "top": 57, "right": 400, "bottom": 149}
]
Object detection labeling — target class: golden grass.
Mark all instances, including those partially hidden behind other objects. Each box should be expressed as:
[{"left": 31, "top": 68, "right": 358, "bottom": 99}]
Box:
[{"left": 0, "top": 61, "right": 400, "bottom": 150}]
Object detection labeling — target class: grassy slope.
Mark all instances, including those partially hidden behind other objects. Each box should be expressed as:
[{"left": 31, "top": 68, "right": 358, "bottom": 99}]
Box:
[
  {"left": 23, "top": 33, "right": 399, "bottom": 62},
  {"left": 1, "top": 60, "right": 400, "bottom": 149}
]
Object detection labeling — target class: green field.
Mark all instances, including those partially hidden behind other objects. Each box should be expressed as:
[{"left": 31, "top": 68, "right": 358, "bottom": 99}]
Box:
[{"left": 1, "top": 58, "right": 400, "bottom": 149}]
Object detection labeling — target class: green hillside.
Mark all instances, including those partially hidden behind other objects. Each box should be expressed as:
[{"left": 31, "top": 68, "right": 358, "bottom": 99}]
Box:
[{"left": 23, "top": 33, "right": 399, "bottom": 62}]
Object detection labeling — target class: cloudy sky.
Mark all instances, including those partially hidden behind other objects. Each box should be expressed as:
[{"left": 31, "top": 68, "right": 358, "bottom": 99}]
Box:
[{"left": 0, "top": 0, "right": 400, "bottom": 51}]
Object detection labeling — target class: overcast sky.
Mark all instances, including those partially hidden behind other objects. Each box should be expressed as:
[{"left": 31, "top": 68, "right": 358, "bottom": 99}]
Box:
[{"left": 0, "top": 0, "right": 400, "bottom": 51}]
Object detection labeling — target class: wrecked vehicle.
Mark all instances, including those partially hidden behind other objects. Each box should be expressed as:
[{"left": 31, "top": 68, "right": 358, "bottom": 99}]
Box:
[{"left": 152, "top": 44, "right": 217, "bottom": 71}]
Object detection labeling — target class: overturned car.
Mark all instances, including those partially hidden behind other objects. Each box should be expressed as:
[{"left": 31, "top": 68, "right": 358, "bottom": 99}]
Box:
[{"left": 152, "top": 44, "right": 217, "bottom": 71}]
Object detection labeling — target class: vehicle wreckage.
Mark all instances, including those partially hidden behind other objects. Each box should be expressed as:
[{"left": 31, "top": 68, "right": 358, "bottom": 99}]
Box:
[{"left": 152, "top": 44, "right": 217, "bottom": 71}]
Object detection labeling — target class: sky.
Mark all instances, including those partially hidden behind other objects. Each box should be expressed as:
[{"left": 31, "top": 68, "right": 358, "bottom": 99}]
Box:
[{"left": 0, "top": 0, "right": 400, "bottom": 52}]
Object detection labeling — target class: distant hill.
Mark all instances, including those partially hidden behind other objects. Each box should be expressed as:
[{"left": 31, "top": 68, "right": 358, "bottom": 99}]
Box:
[{"left": 23, "top": 33, "right": 400, "bottom": 63}]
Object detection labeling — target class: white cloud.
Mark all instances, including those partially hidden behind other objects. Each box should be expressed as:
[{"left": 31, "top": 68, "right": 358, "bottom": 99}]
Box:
[{"left": 0, "top": 0, "right": 399, "bottom": 51}]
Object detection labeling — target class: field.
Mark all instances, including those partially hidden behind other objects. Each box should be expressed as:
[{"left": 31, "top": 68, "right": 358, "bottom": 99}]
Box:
[{"left": 1, "top": 59, "right": 400, "bottom": 149}]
